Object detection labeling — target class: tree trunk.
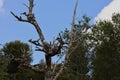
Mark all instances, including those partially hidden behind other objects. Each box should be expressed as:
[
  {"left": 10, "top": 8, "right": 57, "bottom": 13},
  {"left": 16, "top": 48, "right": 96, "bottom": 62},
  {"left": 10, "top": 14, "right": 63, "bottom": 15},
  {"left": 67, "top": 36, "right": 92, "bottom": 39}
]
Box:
[
  {"left": 45, "top": 55, "right": 52, "bottom": 80},
  {"left": 45, "top": 68, "right": 52, "bottom": 80},
  {"left": 10, "top": 0, "right": 79, "bottom": 80}
]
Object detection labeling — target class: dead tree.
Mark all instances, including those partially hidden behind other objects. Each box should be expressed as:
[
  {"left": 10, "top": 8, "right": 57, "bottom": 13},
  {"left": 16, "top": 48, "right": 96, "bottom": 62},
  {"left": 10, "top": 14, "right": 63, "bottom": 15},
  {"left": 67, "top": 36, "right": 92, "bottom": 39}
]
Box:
[{"left": 11, "top": 0, "right": 78, "bottom": 80}]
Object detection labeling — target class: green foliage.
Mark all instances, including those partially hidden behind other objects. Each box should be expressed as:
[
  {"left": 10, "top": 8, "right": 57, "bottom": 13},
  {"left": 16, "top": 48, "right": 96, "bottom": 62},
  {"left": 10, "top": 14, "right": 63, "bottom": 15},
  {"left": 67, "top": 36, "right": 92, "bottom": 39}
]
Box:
[
  {"left": 3, "top": 40, "right": 31, "bottom": 59},
  {"left": 112, "top": 13, "right": 120, "bottom": 24},
  {"left": 92, "top": 13, "right": 120, "bottom": 80},
  {"left": 0, "top": 50, "right": 9, "bottom": 80},
  {"left": 0, "top": 41, "right": 44, "bottom": 80},
  {"left": 7, "top": 59, "right": 20, "bottom": 74},
  {"left": 58, "top": 15, "right": 91, "bottom": 80},
  {"left": 15, "top": 66, "right": 44, "bottom": 80},
  {"left": 1, "top": 13, "right": 120, "bottom": 80},
  {"left": 62, "top": 28, "right": 70, "bottom": 42},
  {"left": 1, "top": 41, "right": 34, "bottom": 80},
  {"left": 2, "top": 41, "right": 32, "bottom": 73}
]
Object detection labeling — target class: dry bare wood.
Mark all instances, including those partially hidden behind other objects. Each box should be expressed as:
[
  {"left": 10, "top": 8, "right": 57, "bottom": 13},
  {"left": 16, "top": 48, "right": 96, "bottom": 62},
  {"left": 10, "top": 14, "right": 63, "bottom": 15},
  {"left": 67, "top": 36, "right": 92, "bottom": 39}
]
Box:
[{"left": 11, "top": 0, "right": 78, "bottom": 80}]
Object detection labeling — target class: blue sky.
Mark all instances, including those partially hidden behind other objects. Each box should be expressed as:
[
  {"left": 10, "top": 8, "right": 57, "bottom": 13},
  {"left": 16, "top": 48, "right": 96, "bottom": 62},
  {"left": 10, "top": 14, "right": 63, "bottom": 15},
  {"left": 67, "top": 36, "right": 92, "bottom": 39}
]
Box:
[{"left": 0, "top": 0, "right": 113, "bottom": 64}]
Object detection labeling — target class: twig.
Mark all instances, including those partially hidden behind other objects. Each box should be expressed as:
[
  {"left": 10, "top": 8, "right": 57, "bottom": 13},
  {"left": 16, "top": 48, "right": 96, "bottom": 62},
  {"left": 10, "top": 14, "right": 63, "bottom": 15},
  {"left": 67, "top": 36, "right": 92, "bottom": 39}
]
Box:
[
  {"left": 23, "top": 3, "right": 29, "bottom": 8},
  {"left": 10, "top": 11, "right": 28, "bottom": 22}
]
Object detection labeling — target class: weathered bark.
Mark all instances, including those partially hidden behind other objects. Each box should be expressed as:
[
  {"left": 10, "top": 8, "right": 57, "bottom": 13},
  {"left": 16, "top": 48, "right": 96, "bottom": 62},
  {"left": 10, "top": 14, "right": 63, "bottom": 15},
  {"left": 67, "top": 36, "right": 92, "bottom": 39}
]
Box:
[
  {"left": 11, "top": 0, "right": 67, "bottom": 80},
  {"left": 11, "top": 0, "right": 78, "bottom": 80}
]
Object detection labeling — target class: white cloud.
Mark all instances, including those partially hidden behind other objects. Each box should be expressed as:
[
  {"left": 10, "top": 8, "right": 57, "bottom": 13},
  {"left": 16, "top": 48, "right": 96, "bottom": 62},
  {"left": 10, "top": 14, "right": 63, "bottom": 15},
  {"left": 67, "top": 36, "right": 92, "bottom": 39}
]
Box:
[
  {"left": 0, "top": 0, "right": 4, "bottom": 13},
  {"left": 94, "top": 0, "right": 120, "bottom": 22}
]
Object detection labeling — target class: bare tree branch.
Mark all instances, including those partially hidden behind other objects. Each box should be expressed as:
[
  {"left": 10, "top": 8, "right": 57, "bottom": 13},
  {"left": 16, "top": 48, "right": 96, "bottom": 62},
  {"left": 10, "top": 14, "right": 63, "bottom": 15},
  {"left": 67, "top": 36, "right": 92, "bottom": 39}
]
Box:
[
  {"left": 71, "top": 0, "right": 78, "bottom": 30},
  {"left": 52, "top": 0, "right": 79, "bottom": 80},
  {"left": 23, "top": 3, "right": 29, "bottom": 8},
  {"left": 10, "top": 0, "right": 78, "bottom": 80},
  {"left": 52, "top": 54, "right": 65, "bottom": 75},
  {"left": 11, "top": 0, "right": 45, "bottom": 42},
  {"left": 10, "top": 11, "right": 29, "bottom": 22},
  {"left": 29, "top": 39, "right": 43, "bottom": 47},
  {"left": 52, "top": 41, "right": 79, "bottom": 80},
  {"left": 28, "top": 0, "right": 34, "bottom": 14}
]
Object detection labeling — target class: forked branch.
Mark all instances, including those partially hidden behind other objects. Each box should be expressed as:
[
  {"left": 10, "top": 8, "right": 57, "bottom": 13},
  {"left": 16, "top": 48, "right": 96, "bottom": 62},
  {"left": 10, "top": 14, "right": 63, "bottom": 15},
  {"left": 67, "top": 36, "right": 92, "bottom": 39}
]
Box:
[
  {"left": 11, "top": 0, "right": 45, "bottom": 42},
  {"left": 11, "top": 0, "right": 78, "bottom": 80}
]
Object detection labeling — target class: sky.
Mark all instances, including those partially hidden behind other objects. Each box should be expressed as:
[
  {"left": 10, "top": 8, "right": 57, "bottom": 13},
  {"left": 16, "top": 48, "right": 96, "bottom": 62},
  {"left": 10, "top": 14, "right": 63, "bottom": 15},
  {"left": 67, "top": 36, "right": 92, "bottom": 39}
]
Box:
[{"left": 1, "top": 0, "right": 119, "bottom": 64}]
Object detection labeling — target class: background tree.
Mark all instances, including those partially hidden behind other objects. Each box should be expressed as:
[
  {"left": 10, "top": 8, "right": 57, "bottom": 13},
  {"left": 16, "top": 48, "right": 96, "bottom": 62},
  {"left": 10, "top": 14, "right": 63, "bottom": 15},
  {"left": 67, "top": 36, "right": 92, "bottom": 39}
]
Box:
[
  {"left": 91, "top": 13, "right": 120, "bottom": 80},
  {"left": 58, "top": 15, "right": 91, "bottom": 80},
  {"left": 2, "top": 40, "right": 33, "bottom": 80},
  {"left": 0, "top": 49, "right": 9, "bottom": 80},
  {"left": 1, "top": 41, "right": 44, "bottom": 80},
  {"left": 2, "top": 1, "right": 120, "bottom": 80}
]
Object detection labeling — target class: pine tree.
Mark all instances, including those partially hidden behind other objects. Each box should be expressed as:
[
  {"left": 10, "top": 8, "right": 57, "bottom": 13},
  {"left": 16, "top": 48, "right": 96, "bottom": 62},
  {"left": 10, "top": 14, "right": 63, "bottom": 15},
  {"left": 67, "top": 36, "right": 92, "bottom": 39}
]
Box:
[
  {"left": 2, "top": 40, "right": 33, "bottom": 80},
  {"left": 92, "top": 13, "right": 120, "bottom": 80}
]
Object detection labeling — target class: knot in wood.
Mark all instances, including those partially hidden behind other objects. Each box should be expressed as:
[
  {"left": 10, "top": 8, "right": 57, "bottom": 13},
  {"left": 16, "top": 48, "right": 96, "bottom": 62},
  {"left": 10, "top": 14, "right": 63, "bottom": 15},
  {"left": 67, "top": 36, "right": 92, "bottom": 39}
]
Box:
[{"left": 27, "top": 13, "right": 35, "bottom": 21}]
